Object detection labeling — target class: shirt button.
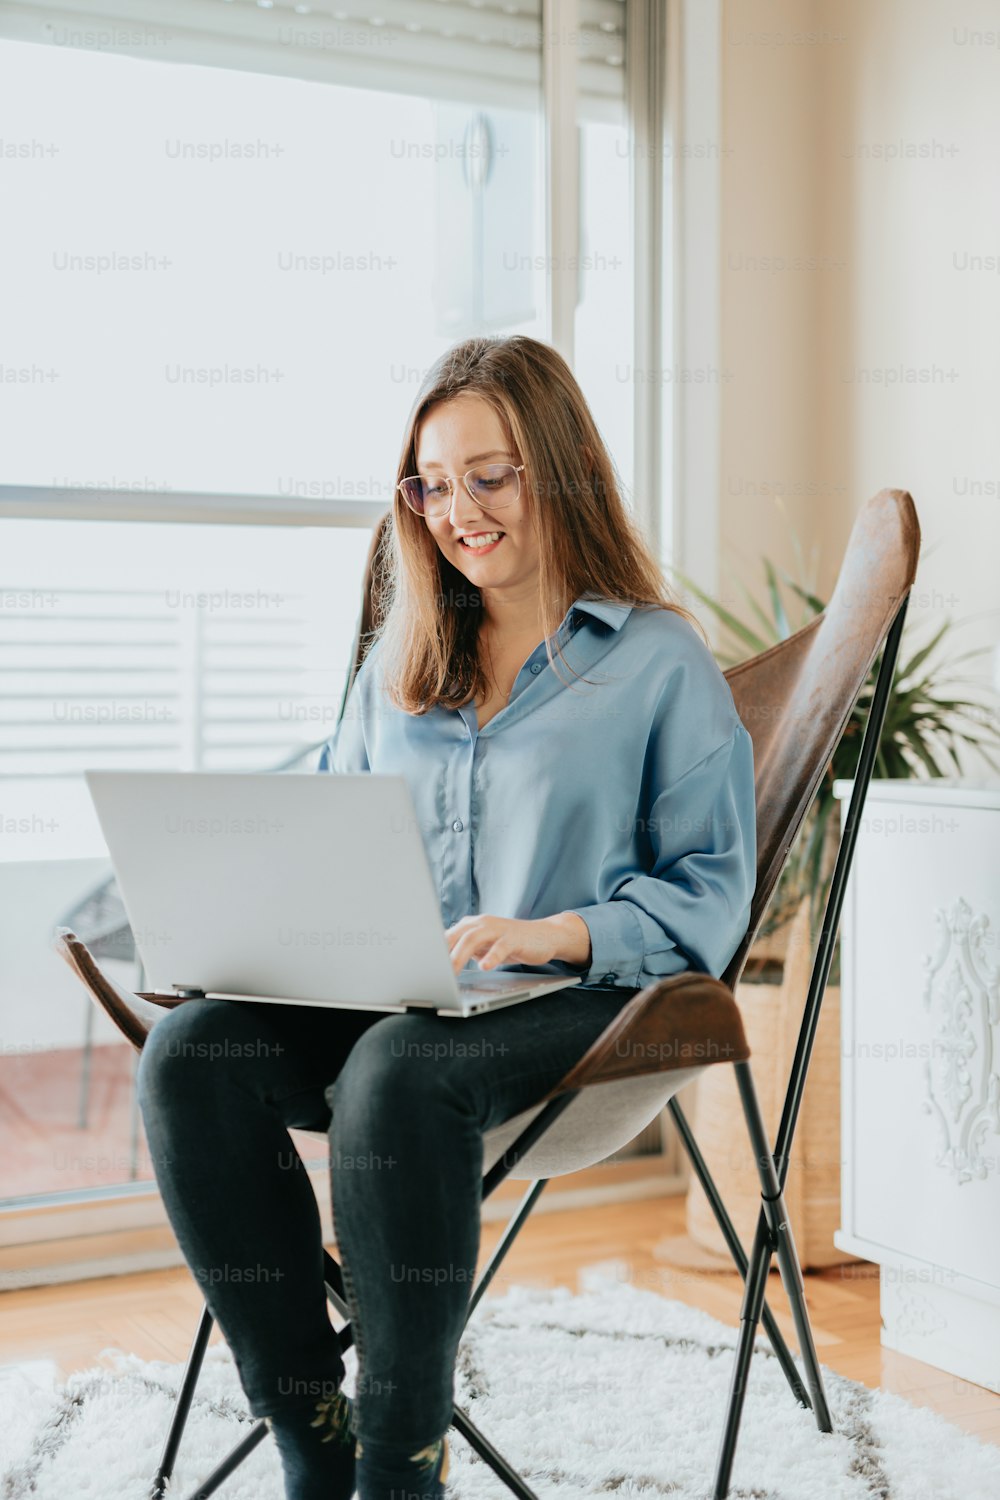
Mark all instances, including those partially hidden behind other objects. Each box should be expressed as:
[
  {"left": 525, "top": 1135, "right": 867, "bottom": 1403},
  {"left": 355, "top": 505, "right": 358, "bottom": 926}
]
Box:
[
  {"left": 530, "top": 662, "right": 543, "bottom": 675},
  {"left": 601, "top": 972, "right": 617, "bottom": 983},
  {"left": 452, "top": 819, "right": 464, "bottom": 833}
]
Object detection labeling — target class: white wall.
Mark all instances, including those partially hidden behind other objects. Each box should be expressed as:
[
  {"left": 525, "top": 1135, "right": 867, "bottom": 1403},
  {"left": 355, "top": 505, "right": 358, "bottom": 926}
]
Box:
[
  {"left": 717, "top": 0, "right": 1000, "bottom": 758},
  {"left": 718, "top": 0, "right": 825, "bottom": 612},
  {"left": 817, "top": 0, "right": 1000, "bottom": 713}
]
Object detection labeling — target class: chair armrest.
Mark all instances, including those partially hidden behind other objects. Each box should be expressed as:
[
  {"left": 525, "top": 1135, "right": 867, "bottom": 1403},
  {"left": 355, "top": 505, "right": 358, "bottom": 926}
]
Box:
[
  {"left": 549, "top": 971, "right": 749, "bottom": 1096},
  {"left": 54, "top": 927, "right": 174, "bottom": 1053}
]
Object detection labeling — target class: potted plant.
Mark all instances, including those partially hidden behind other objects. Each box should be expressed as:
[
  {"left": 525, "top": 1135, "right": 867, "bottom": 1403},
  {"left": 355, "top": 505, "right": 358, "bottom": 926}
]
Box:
[{"left": 675, "top": 545, "right": 1000, "bottom": 963}]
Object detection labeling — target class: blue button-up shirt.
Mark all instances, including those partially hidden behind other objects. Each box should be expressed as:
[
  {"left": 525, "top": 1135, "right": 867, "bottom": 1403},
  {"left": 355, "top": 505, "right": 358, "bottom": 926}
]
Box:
[{"left": 317, "top": 598, "right": 756, "bottom": 992}]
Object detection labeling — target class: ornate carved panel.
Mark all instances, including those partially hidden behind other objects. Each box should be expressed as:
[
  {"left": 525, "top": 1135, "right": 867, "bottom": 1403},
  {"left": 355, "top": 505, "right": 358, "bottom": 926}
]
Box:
[{"left": 921, "top": 897, "right": 1000, "bottom": 1186}]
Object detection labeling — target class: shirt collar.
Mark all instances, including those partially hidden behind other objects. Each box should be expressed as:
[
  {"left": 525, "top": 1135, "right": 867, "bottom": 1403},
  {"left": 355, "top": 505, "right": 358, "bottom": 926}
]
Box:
[{"left": 569, "top": 597, "right": 634, "bottom": 632}]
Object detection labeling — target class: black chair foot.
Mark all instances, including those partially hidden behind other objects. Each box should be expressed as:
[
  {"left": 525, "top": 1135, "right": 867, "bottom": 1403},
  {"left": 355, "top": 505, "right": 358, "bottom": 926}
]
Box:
[{"left": 151, "top": 1302, "right": 214, "bottom": 1498}]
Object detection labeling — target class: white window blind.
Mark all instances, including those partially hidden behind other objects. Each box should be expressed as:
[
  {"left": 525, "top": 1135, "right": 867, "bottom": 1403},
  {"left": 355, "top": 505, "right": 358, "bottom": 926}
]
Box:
[
  {"left": 0, "top": 0, "right": 625, "bottom": 116},
  {"left": 0, "top": 516, "right": 374, "bottom": 861}
]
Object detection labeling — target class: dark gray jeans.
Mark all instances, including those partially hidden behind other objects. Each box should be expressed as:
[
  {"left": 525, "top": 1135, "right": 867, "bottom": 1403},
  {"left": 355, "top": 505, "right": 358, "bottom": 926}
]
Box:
[{"left": 136, "top": 984, "right": 628, "bottom": 1451}]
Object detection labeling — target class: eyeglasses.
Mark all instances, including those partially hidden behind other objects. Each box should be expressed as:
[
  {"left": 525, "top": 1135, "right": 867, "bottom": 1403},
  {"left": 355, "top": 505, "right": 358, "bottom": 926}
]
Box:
[{"left": 397, "top": 462, "right": 526, "bottom": 518}]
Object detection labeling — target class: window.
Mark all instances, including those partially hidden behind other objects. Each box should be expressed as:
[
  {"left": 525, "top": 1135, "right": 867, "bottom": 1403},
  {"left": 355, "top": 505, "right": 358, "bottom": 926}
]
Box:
[
  {"left": 0, "top": 41, "right": 545, "bottom": 497},
  {"left": 577, "top": 116, "right": 634, "bottom": 498},
  {"left": 0, "top": 0, "right": 668, "bottom": 1242}
]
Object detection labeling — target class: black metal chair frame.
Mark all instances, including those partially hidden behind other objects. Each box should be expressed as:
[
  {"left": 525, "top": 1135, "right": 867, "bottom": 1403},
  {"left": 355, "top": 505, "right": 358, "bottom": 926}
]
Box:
[{"left": 143, "top": 594, "right": 909, "bottom": 1500}]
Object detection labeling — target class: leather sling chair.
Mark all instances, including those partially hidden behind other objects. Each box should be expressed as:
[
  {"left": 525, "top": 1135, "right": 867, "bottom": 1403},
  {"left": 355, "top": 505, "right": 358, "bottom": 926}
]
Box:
[{"left": 55, "top": 486, "right": 919, "bottom": 1500}]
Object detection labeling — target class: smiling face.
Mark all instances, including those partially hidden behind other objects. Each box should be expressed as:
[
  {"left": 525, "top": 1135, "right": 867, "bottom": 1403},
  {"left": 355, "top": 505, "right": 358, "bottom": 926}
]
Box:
[{"left": 414, "top": 394, "right": 540, "bottom": 606}]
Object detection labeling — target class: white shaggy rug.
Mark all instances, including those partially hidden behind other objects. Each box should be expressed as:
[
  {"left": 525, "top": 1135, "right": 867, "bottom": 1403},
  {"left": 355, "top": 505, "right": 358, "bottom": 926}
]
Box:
[{"left": 2, "top": 1276, "right": 1000, "bottom": 1499}]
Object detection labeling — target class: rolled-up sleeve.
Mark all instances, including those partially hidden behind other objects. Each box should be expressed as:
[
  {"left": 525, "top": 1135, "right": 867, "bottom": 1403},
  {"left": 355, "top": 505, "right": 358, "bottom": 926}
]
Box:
[{"left": 568, "top": 722, "right": 756, "bottom": 989}]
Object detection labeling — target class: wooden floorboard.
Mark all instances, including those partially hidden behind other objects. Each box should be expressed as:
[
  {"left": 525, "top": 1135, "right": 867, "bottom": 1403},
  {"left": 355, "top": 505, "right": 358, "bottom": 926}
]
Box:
[{"left": 1, "top": 1195, "right": 997, "bottom": 1448}]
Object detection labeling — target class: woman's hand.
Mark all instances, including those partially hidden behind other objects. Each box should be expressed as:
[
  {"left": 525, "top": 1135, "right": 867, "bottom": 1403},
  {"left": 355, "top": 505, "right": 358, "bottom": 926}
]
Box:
[{"left": 445, "top": 912, "right": 592, "bottom": 976}]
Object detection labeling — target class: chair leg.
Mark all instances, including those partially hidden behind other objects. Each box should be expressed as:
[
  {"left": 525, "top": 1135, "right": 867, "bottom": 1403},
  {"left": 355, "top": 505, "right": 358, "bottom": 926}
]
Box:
[
  {"left": 77, "top": 998, "right": 95, "bottom": 1130},
  {"left": 322, "top": 1248, "right": 351, "bottom": 1322},
  {"left": 770, "top": 1211, "right": 832, "bottom": 1429},
  {"left": 712, "top": 1062, "right": 835, "bottom": 1498},
  {"left": 712, "top": 1214, "right": 775, "bottom": 1499},
  {"left": 176, "top": 1422, "right": 270, "bottom": 1500},
  {"left": 129, "top": 1051, "right": 143, "bottom": 1181},
  {"left": 734, "top": 1063, "right": 832, "bottom": 1432},
  {"left": 667, "top": 1098, "right": 811, "bottom": 1408},
  {"left": 467, "top": 1179, "right": 547, "bottom": 1320},
  {"left": 452, "top": 1404, "right": 540, "bottom": 1500},
  {"left": 150, "top": 1303, "right": 215, "bottom": 1499}
]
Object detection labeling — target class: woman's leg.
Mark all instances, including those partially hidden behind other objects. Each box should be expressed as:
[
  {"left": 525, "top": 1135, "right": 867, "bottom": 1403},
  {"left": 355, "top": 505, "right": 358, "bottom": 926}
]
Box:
[
  {"left": 137, "top": 996, "right": 378, "bottom": 1498},
  {"left": 328, "top": 984, "right": 628, "bottom": 1495}
]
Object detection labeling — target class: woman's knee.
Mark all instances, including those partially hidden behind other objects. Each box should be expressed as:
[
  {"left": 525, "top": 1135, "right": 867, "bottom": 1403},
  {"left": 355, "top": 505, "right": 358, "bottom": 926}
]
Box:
[
  {"left": 330, "top": 1015, "right": 469, "bottom": 1132},
  {"left": 136, "top": 998, "right": 257, "bottom": 1107}
]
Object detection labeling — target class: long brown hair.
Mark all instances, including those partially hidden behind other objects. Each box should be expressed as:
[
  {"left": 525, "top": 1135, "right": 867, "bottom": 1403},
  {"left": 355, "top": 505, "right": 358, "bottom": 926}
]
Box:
[{"left": 372, "top": 335, "right": 700, "bottom": 714}]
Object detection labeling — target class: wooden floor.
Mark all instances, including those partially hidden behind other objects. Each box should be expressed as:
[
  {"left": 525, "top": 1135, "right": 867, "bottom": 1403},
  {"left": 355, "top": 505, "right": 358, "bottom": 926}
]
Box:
[{"left": 2, "top": 1194, "right": 999, "bottom": 1449}]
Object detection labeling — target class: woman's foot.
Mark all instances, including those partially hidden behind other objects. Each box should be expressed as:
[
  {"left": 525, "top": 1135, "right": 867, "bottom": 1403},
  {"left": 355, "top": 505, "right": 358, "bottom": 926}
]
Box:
[
  {"left": 355, "top": 1433, "right": 448, "bottom": 1499},
  {"left": 266, "top": 1390, "right": 356, "bottom": 1500}
]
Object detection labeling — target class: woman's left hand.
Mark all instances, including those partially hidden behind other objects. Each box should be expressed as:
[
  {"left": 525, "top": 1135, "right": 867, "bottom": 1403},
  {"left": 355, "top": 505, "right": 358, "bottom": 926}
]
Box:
[{"left": 445, "top": 912, "right": 592, "bottom": 976}]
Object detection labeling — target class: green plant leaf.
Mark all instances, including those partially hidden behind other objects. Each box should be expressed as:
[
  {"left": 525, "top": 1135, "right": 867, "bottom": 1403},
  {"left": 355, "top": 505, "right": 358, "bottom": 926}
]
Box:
[
  {"left": 896, "top": 621, "right": 951, "bottom": 682},
  {"left": 736, "top": 579, "right": 782, "bottom": 643},
  {"left": 900, "top": 729, "right": 946, "bottom": 778},
  {"left": 776, "top": 571, "right": 826, "bottom": 617},
  {"left": 686, "top": 549, "right": 996, "bottom": 914},
  {"left": 764, "top": 559, "right": 792, "bottom": 640},
  {"left": 668, "top": 569, "right": 771, "bottom": 655}
]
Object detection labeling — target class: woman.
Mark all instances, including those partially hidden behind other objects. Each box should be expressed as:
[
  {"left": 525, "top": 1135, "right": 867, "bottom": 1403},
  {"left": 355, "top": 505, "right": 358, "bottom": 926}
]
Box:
[{"left": 138, "top": 335, "right": 756, "bottom": 1500}]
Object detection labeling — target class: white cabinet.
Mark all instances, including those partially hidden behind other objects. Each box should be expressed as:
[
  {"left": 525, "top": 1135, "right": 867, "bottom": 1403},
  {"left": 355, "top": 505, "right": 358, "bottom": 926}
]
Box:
[{"left": 835, "top": 779, "right": 1000, "bottom": 1392}]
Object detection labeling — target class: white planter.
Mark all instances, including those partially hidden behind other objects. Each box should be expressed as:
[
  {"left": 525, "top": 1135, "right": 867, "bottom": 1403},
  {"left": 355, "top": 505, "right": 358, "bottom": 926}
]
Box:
[{"left": 835, "top": 777, "right": 1000, "bottom": 1392}]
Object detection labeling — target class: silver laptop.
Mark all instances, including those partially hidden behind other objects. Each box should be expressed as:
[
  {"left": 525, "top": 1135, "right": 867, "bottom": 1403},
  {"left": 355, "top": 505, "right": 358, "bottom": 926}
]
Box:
[{"left": 84, "top": 771, "right": 579, "bottom": 1017}]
